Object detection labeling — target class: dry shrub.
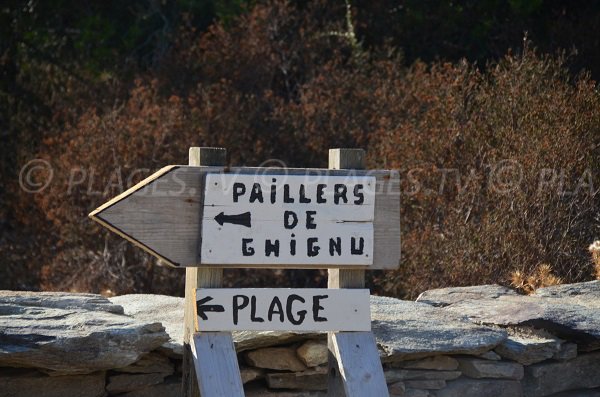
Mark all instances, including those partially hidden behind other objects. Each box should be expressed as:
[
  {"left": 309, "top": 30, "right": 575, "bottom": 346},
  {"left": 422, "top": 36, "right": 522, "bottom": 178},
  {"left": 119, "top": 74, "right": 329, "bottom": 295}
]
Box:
[
  {"left": 589, "top": 241, "right": 600, "bottom": 280},
  {"left": 366, "top": 50, "right": 600, "bottom": 298},
  {"left": 510, "top": 264, "right": 562, "bottom": 294},
  {"left": 7, "top": 1, "right": 600, "bottom": 297}
]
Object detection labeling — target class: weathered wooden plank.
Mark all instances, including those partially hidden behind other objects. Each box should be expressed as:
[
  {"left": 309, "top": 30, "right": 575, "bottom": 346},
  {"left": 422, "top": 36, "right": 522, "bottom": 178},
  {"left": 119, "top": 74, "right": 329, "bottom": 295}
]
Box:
[
  {"left": 195, "top": 288, "right": 371, "bottom": 332},
  {"left": 201, "top": 173, "right": 376, "bottom": 266},
  {"left": 191, "top": 332, "right": 244, "bottom": 397},
  {"left": 331, "top": 332, "right": 389, "bottom": 397},
  {"left": 183, "top": 147, "right": 227, "bottom": 397},
  {"left": 328, "top": 148, "right": 368, "bottom": 397},
  {"left": 89, "top": 165, "right": 400, "bottom": 269}
]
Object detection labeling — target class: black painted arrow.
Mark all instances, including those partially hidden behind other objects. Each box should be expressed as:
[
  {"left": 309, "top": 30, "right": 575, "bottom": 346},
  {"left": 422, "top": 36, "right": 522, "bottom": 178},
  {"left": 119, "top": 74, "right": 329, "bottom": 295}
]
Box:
[
  {"left": 196, "top": 296, "right": 225, "bottom": 320},
  {"left": 214, "top": 211, "right": 251, "bottom": 228}
]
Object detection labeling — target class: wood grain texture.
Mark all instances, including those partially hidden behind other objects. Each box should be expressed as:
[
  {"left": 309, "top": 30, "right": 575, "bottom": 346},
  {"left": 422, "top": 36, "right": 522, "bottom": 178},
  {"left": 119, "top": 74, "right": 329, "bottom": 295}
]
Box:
[
  {"left": 331, "top": 332, "right": 389, "bottom": 397},
  {"left": 327, "top": 149, "right": 389, "bottom": 397},
  {"left": 89, "top": 165, "right": 400, "bottom": 269},
  {"left": 201, "top": 173, "right": 376, "bottom": 266},
  {"left": 195, "top": 288, "right": 371, "bottom": 332},
  {"left": 183, "top": 147, "right": 228, "bottom": 397},
  {"left": 328, "top": 149, "right": 366, "bottom": 397},
  {"left": 191, "top": 332, "right": 244, "bottom": 397}
]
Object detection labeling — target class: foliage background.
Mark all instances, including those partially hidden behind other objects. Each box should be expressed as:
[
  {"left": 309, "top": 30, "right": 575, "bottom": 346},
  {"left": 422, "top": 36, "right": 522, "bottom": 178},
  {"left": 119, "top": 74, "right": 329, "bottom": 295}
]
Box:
[{"left": 1, "top": 0, "right": 599, "bottom": 298}]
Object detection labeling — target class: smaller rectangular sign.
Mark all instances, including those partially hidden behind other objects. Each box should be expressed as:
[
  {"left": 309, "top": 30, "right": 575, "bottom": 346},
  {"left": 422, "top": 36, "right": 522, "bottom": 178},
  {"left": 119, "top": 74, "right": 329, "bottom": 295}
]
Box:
[{"left": 195, "top": 288, "right": 371, "bottom": 332}]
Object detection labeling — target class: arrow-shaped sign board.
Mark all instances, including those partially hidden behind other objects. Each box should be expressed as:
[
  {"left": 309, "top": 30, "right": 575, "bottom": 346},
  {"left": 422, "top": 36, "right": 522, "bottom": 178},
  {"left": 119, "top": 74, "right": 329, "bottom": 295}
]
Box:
[
  {"left": 195, "top": 288, "right": 370, "bottom": 332},
  {"left": 89, "top": 166, "right": 400, "bottom": 269}
]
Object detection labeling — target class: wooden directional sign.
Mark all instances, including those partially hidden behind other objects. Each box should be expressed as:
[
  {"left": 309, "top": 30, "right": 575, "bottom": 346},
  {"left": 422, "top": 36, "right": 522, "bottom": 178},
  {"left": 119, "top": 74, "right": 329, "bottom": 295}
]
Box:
[
  {"left": 202, "top": 174, "right": 375, "bottom": 266},
  {"left": 89, "top": 166, "right": 400, "bottom": 269},
  {"left": 195, "top": 288, "right": 370, "bottom": 332}
]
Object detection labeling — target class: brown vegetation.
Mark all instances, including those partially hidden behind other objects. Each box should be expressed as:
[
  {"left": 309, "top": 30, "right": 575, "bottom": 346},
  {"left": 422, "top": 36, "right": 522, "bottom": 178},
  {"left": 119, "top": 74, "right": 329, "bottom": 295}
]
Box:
[
  {"left": 2, "top": 1, "right": 600, "bottom": 298},
  {"left": 510, "top": 264, "right": 562, "bottom": 295}
]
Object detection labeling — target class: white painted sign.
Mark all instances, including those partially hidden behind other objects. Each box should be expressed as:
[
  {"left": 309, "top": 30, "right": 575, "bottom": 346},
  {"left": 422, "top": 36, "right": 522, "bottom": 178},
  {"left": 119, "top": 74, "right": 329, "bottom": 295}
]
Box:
[
  {"left": 201, "top": 174, "right": 376, "bottom": 266},
  {"left": 195, "top": 288, "right": 371, "bottom": 332}
]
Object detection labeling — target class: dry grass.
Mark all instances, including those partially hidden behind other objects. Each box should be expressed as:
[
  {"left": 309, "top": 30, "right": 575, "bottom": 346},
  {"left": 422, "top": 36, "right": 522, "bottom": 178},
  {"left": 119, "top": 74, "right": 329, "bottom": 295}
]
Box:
[
  {"left": 589, "top": 241, "right": 600, "bottom": 280},
  {"left": 510, "top": 264, "right": 563, "bottom": 294}
]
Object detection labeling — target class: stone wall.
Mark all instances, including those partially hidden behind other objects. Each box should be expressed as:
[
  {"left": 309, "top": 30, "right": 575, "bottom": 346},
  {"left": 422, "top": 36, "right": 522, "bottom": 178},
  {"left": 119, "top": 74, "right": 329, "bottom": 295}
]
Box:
[{"left": 1, "top": 281, "right": 598, "bottom": 396}]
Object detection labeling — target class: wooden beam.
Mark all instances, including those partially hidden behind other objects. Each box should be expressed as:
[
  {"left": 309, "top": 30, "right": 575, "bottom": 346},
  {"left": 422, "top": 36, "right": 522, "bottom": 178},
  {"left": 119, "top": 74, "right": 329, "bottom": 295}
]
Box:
[
  {"left": 331, "top": 331, "right": 389, "bottom": 396},
  {"left": 327, "top": 148, "right": 390, "bottom": 397},
  {"left": 191, "top": 332, "right": 244, "bottom": 397},
  {"left": 182, "top": 147, "right": 230, "bottom": 397}
]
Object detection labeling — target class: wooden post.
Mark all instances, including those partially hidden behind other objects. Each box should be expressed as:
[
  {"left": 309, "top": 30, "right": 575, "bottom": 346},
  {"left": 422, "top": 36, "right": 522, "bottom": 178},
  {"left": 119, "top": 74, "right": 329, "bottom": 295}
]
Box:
[
  {"left": 327, "top": 148, "right": 389, "bottom": 397},
  {"left": 182, "top": 147, "right": 235, "bottom": 397}
]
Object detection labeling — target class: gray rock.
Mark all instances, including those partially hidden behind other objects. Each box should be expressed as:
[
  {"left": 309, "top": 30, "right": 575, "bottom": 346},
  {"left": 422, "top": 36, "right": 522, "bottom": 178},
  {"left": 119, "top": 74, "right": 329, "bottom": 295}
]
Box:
[
  {"left": 119, "top": 376, "right": 182, "bottom": 397},
  {"left": 477, "top": 351, "right": 501, "bottom": 361},
  {"left": 296, "top": 340, "right": 328, "bottom": 367},
  {"left": 0, "top": 291, "right": 169, "bottom": 375},
  {"left": 106, "top": 372, "right": 166, "bottom": 393},
  {"left": 234, "top": 331, "right": 321, "bottom": 352},
  {"left": 547, "top": 390, "right": 600, "bottom": 397},
  {"left": 0, "top": 291, "right": 124, "bottom": 314},
  {"left": 534, "top": 281, "right": 600, "bottom": 300},
  {"left": 553, "top": 342, "right": 578, "bottom": 361},
  {"left": 0, "top": 369, "right": 105, "bottom": 397},
  {"left": 416, "top": 285, "right": 518, "bottom": 307},
  {"left": 371, "top": 296, "right": 507, "bottom": 362},
  {"left": 110, "top": 294, "right": 184, "bottom": 358},
  {"left": 405, "top": 380, "right": 446, "bottom": 389},
  {"left": 522, "top": 351, "right": 600, "bottom": 397},
  {"left": 443, "top": 295, "right": 600, "bottom": 351},
  {"left": 388, "top": 381, "right": 405, "bottom": 395},
  {"left": 394, "top": 356, "right": 459, "bottom": 371},
  {"left": 404, "top": 389, "right": 432, "bottom": 397},
  {"left": 266, "top": 367, "right": 327, "bottom": 390},
  {"left": 245, "top": 347, "right": 307, "bottom": 371},
  {"left": 244, "top": 386, "right": 327, "bottom": 397},
  {"left": 240, "top": 366, "right": 265, "bottom": 384},
  {"left": 385, "top": 369, "right": 462, "bottom": 383},
  {"left": 433, "top": 378, "right": 522, "bottom": 397},
  {"left": 456, "top": 357, "right": 523, "bottom": 380},
  {"left": 114, "top": 352, "right": 174, "bottom": 375},
  {"left": 494, "top": 327, "right": 562, "bottom": 365}
]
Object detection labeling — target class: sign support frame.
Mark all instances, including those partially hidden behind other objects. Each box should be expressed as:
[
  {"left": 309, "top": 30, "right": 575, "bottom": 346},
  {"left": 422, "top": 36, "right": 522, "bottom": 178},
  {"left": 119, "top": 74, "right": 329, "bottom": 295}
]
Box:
[
  {"left": 180, "top": 147, "right": 389, "bottom": 397},
  {"left": 327, "top": 149, "right": 389, "bottom": 397},
  {"left": 182, "top": 147, "right": 244, "bottom": 397}
]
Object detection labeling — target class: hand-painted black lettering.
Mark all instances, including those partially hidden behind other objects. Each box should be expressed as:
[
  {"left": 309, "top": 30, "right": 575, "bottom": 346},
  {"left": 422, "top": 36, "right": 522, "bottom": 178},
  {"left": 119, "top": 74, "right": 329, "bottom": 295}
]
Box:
[
  {"left": 233, "top": 295, "right": 249, "bottom": 325},
  {"left": 286, "top": 294, "right": 307, "bottom": 325},
  {"left": 249, "top": 183, "right": 264, "bottom": 203},
  {"left": 307, "top": 237, "right": 320, "bottom": 257},
  {"left": 242, "top": 239, "right": 255, "bottom": 256},
  {"left": 283, "top": 184, "right": 294, "bottom": 203},
  {"left": 351, "top": 237, "right": 364, "bottom": 255},
  {"left": 299, "top": 184, "right": 311, "bottom": 203},
  {"left": 268, "top": 296, "right": 284, "bottom": 322},
  {"left": 233, "top": 183, "right": 246, "bottom": 202},
  {"left": 270, "top": 179, "right": 277, "bottom": 204},
  {"left": 290, "top": 235, "right": 296, "bottom": 255},
  {"left": 265, "top": 239, "right": 280, "bottom": 257},
  {"left": 250, "top": 296, "right": 265, "bottom": 322},
  {"left": 353, "top": 184, "right": 364, "bottom": 205},
  {"left": 329, "top": 237, "right": 341, "bottom": 256},
  {"left": 312, "top": 295, "right": 328, "bottom": 322},
  {"left": 316, "top": 184, "right": 327, "bottom": 203},
  {"left": 305, "top": 211, "right": 317, "bottom": 229},
  {"left": 334, "top": 184, "right": 348, "bottom": 204},
  {"left": 284, "top": 211, "right": 298, "bottom": 229}
]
